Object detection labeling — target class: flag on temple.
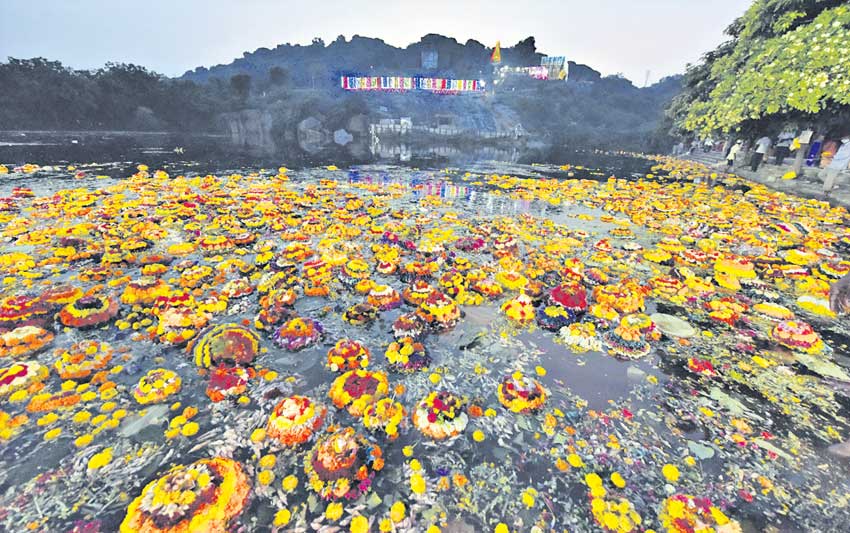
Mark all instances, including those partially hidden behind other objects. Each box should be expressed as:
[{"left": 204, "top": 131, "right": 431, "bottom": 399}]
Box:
[{"left": 491, "top": 41, "right": 501, "bottom": 64}]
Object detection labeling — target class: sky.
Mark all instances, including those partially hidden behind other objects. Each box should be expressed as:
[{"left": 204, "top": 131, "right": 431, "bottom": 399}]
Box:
[{"left": 1, "top": 0, "right": 752, "bottom": 84}]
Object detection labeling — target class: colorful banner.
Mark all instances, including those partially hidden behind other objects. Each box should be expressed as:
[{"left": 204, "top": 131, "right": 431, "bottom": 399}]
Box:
[{"left": 340, "top": 76, "right": 482, "bottom": 93}]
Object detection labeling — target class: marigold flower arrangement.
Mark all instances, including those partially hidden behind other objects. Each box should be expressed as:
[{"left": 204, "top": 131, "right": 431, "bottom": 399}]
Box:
[
  {"left": 303, "top": 427, "right": 384, "bottom": 500},
  {"left": 751, "top": 302, "right": 794, "bottom": 322},
  {"left": 604, "top": 325, "right": 651, "bottom": 360},
  {"left": 367, "top": 285, "right": 402, "bottom": 310},
  {"left": 0, "top": 295, "right": 51, "bottom": 328},
  {"left": 191, "top": 323, "right": 260, "bottom": 368},
  {"left": 501, "top": 293, "right": 536, "bottom": 324},
  {"left": 471, "top": 279, "right": 504, "bottom": 299},
  {"left": 0, "top": 326, "right": 54, "bottom": 359},
  {"left": 119, "top": 457, "right": 250, "bottom": 533},
  {"left": 392, "top": 312, "right": 426, "bottom": 339},
  {"left": 402, "top": 280, "right": 434, "bottom": 307},
  {"left": 497, "top": 372, "right": 548, "bottom": 413},
  {"left": 416, "top": 292, "right": 461, "bottom": 331},
  {"left": 342, "top": 303, "right": 379, "bottom": 326},
  {"left": 134, "top": 368, "right": 182, "bottom": 404},
  {"left": 658, "top": 494, "right": 741, "bottom": 533},
  {"left": 121, "top": 277, "right": 171, "bottom": 306},
  {"left": 551, "top": 283, "right": 588, "bottom": 314},
  {"left": 273, "top": 317, "right": 323, "bottom": 351},
  {"left": 363, "top": 398, "right": 408, "bottom": 440},
  {"left": 40, "top": 284, "right": 84, "bottom": 306},
  {"left": 179, "top": 264, "right": 214, "bottom": 289},
  {"left": 342, "top": 258, "right": 371, "bottom": 285},
  {"left": 495, "top": 270, "right": 528, "bottom": 291},
  {"left": 559, "top": 322, "right": 603, "bottom": 353},
  {"left": 59, "top": 295, "right": 120, "bottom": 328},
  {"left": 0, "top": 361, "right": 49, "bottom": 397},
  {"left": 713, "top": 255, "right": 756, "bottom": 279},
  {"left": 329, "top": 369, "right": 389, "bottom": 416},
  {"left": 537, "top": 304, "right": 576, "bottom": 331},
  {"left": 156, "top": 307, "right": 210, "bottom": 345},
  {"left": 593, "top": 281, "right": 645, "bottom": 315},
  {"left": 492, "top": 234, "right": 518, "bottom": 257},
  {"left": 53, "top": 340, "right": 113, "bottom": 380},
  {"left": 326, "top": 339, "right": 371, "bottom": 372},
  {"left": 266, "top": 395, "right": 327, "bottom": 446},
  {"left": 385, "top": 337, "right": 430, "bottom": 372},
  {"left": 770, "top": 319, "right": 824, "bottom": 354},
  {"left": 412, "top": 391, "right": 468, "bottom": 440},
  {"left": 206, "top": 365, "right": 253, "bottom": 403}
]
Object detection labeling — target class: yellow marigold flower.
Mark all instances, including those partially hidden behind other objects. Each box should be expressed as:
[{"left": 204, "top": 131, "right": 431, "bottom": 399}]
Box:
[
  {"left": 409, "top": 459, "right": 421, "bottom": 471},
  {"left": 410, "top": 473, "right": 426, "bottom": 494},
  {"left": 250, "top": 428, "right": 266, "bottom": 443},
  {"left": 282, "top": 474, "right": 298, "bottom": 492},
  {"left": 44, "top": 427, "right": 62, "bottom": 441},
  {"left": 484, "top": 408, "right": 497, "bottom": 417},
  {"left": 273, "top": 508, "right": 291, "bottom": 526},
  {"left": 74, "top": 434, "right": 93, "bottom": 448},
  {"left": 258, "top": 470, "right": 275, "bottom": 486},
  {"left": 567, "top": 453, "right": 584, "bottom": 468},
  {"left": 259, "top": 454, "right": 277, "bottom": 469},
  {"left": 326, "top": 502, "right": 344, "bottom": 521},
  {"left": 535, "top": 366, "right": 546, "bottom": 376},
  {"left": 181, "top": 422, "right": 199, "bottom": 437},
  {"left": 390, "top": 501, "right": 406, "bottom": 523},
  {"left": 350, "top": 515, "right": 369, "bottom": 533},
  {"left": 472, "top": 430, "right": 485, "bottom": 442},
  {"left": 379, "top": 518, "right": 393, "bottom": 532},
  {"left": 426, "top": 526, "right": 441, "bottom": 533},
  {"left": 662, "top": 464, "right": 680, "bottom": 482},
  {"left": 495, "top": 523, "right": 510, "bottom": 533},
  {"left": 402, "top": 445, "right": 414, "bottom": 457},
  {"left": 611, "top": 472, "right": 626, "bottom": 488},
  {"left": 429, "top": 373, "right": 441, "bottom": 384},
  {"left": 88, "top": 448, "right": 113, "bottom": 470}
]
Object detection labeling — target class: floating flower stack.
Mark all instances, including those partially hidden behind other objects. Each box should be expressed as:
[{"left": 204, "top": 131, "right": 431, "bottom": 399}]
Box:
[
  {"left": 412, "top": 390, "right": 468, "bottom": 440},
  {"left": 328, "top": 369, "right": 389, "bottom": 416},
  {"left": 385, "top": 337, "right": 430, "bottom": 372},
  {"left": 133, "top": 368, "right": 182, "bottom": 404},
  {"left": 273, "top": 317, "right": 323, "bottom": 351},
  {"left": 120, "top": 457, "right": 250, "bottom": 533},
  {"left": 303, "top": 428, "right": 384, "bottom": 500},
  {"left": 497, "top": 372, "right": 548, "bottom": 413},
  {"left": 326, "top": 339, "right": 371, "bottom": 372},
  {"left": 266, "top": 395, "right": 327, "bottom": 446}
]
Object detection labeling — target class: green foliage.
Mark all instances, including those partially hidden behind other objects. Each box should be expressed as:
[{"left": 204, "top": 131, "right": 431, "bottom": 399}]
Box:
[{"left": 673, "top": 1, "right": 850, "bottom": 135}]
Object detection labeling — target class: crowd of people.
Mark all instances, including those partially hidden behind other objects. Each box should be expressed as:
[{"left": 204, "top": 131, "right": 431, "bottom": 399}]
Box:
[{"left": 672, "top": 130, "right": 850, "bottom": 194}]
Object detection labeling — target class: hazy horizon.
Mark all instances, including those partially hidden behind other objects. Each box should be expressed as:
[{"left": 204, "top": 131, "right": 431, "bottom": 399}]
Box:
[{"left": 2, "top": 0, "right": 751, "bottom": 84}]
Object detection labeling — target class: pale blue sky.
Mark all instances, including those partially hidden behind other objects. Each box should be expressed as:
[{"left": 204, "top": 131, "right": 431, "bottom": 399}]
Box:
[{"left": 1, "top": 0, "right": 752, "bottom": 83}]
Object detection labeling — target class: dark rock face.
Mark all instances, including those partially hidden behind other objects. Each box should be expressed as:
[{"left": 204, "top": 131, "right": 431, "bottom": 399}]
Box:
[{"left": 221, "top": 109, "right": 275, "bottom": 154}]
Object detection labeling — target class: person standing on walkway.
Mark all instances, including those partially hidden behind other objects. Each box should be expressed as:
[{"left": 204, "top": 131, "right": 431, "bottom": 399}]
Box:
[
  {"left": 823, "top": 137, "right": 850, "bottom": 194},
  {"left": 751, "top": 135, "right": 772, "bottom": 171},
  {"left": 726, "top": 140, "right": 742, "bottom": 170},
  {"left": 775, "top": 129, "right": 795, "bottom": 165}
]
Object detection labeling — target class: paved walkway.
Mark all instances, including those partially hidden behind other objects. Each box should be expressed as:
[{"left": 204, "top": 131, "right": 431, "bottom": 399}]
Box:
[{"left": 681, "top": 151, "right": 850, "bottom": 210}]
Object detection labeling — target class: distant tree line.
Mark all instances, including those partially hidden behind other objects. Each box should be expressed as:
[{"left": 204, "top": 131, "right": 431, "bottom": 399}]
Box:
[{"left": 0, "top": 58, "right": 236, "bottom": 130}]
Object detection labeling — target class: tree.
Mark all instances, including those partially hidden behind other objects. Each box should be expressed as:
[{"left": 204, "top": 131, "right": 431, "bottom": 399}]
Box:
[
  {"left": 230, "top": 74, "right": 252, "bottom": 100},
  {"left": 269, "top": 66, "right": 290, "bottom": 87},
  {"left": 671, "top": 1, "right": 850, "bottom": 135}
]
